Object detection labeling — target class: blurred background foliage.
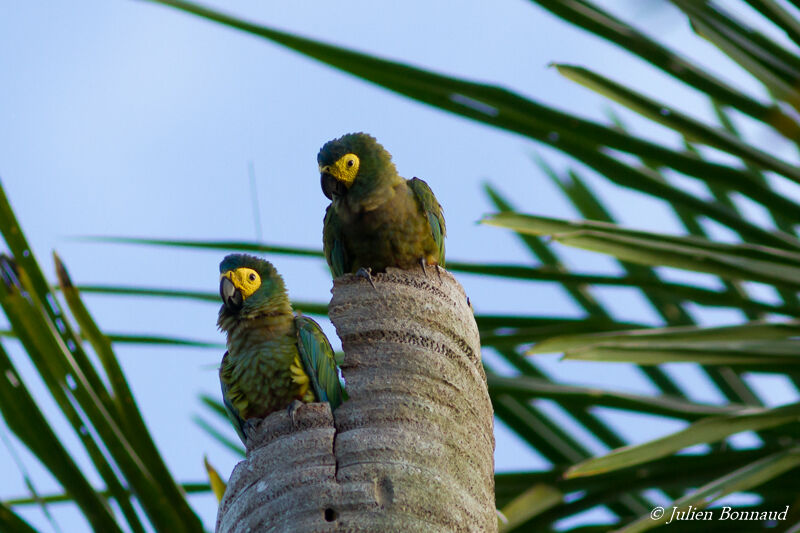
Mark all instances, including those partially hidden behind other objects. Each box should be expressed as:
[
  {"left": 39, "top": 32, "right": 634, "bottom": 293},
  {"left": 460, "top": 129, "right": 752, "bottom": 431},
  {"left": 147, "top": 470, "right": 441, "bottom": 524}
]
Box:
[{"left": 3, "top": 0, "right": 800, "bottom": 531}]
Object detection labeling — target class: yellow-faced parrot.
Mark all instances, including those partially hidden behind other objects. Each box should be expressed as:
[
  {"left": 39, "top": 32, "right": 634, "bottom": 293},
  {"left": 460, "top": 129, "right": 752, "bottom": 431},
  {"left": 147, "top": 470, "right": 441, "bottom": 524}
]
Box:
[
  {"left": 319, "top": 133, "right": 445, "bottom": 279},
  {"left": 217, "top": 253, "right": 343, "bottom": 444}
]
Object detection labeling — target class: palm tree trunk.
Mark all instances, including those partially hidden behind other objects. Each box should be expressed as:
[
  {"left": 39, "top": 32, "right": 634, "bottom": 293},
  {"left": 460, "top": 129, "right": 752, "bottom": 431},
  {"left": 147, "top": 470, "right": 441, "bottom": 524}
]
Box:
[{"left": 216, "top": 268, "right": 495, "bottom": 532}]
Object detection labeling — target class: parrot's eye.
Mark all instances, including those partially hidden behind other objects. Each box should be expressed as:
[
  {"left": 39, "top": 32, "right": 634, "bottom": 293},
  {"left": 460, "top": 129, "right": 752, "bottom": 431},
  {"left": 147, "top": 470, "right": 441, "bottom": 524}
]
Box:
[
  {"left": 346, "top": 159, "right": 355, "bottom": 168},
  {"left": 249, "top": 273, "right": 256, "bottom": 281}
]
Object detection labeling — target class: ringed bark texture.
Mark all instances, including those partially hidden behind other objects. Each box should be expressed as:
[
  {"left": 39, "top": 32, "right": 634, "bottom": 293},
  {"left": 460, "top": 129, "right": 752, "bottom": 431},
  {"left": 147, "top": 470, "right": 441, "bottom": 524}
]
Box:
[{"left": 216, "top": 268, "right": 495, "bottom": 532}]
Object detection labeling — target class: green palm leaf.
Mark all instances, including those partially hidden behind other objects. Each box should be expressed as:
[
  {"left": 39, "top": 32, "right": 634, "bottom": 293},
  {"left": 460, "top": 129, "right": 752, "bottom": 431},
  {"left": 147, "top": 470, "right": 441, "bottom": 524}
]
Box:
[{"left": 566, "top": 402, "right": 800, "bottom": 478}]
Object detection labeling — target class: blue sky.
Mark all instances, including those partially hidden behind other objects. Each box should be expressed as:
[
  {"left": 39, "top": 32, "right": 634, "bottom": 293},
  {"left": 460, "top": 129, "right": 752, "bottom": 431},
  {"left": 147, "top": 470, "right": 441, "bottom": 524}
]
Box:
[{"left": 2, "top": 0, "right": 799, "bottom": 530}]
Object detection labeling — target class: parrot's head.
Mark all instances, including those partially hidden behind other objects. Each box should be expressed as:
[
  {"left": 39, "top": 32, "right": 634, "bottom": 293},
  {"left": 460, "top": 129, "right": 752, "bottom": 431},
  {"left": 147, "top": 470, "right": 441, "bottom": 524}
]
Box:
[
  {"left": 318, "top": 132, "right": 398, "bottom": 202},
  {"left": 217, "top": 254, "right": 290, "bottom": 324}
]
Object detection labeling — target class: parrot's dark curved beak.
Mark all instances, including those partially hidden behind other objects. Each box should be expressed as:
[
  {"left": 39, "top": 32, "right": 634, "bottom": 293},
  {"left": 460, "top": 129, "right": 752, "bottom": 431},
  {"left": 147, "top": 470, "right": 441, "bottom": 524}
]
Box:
[
  {"left": 220, "top": 277, "right": 243, "bottom": 311},
  {"left": 321, "top": 172, "right": 346, "bottom": 200}
]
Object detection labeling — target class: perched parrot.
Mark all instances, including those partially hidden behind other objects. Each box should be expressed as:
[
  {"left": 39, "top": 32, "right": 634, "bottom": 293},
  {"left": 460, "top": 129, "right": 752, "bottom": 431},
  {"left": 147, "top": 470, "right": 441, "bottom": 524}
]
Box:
[
  {"left": 217, "top": 253, "right": 343, "bottom": 444},
  {"left": 318, "top": 132, "right": 446, "bottom": 278}
]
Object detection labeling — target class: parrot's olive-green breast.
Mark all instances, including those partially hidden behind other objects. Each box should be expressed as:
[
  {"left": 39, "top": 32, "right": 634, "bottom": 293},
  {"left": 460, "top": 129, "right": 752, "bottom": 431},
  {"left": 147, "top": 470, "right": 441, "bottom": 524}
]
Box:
[
  {"left": 216, "top": 254, "right": 343, "bottom": 444},
  {"left": 319, "top": 133, "right": 446, "bottom": 278}
]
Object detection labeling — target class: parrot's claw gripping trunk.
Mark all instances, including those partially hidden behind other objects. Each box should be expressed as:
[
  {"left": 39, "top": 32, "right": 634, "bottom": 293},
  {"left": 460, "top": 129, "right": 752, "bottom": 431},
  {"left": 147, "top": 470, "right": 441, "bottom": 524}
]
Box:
[
  {"left": 286, "top": 400, "right": 304, "bottom": 428},
  {"left": 354, "top": 267, "right": 377, "bottom": 290}
]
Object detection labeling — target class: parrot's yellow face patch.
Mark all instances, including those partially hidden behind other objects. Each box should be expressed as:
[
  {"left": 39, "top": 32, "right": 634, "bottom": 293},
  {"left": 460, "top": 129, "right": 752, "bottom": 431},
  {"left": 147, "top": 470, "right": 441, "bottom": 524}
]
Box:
[
  {"left": 319, "top": 153, "right": 360, "bottom": 187},
  {"left": 221, "top": 268, "right": 261, "bottom": 299}
]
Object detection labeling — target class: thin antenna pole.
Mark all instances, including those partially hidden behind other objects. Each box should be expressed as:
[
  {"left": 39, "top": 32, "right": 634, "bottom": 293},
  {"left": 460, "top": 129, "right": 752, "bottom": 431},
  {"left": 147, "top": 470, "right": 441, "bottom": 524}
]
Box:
[{"left": 248, "top": 161, "right": 263, "bottom": 243}]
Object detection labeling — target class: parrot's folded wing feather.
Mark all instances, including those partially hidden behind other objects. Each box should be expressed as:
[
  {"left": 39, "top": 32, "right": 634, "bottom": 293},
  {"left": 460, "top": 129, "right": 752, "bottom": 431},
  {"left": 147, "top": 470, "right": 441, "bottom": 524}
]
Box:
[
  {"left": 323, "top": 205, "right": 349, "bottom": 277},
  {"left": 408, "top": 177, "right": 446, "bottom": 265},
  {"left": 295, "top": 315, "right": 344, "bottom": 410},
  {"left": 219, "top": 351, "right": 248, "bottom": 445}
]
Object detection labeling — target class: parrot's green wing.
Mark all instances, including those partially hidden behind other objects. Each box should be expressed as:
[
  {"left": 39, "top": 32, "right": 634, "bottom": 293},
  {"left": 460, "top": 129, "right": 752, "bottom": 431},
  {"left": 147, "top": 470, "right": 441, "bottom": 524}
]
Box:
[
  {"left": 295, "top": 315, "right": 344, "bottom": 410},
  {"left": 323, "top": 205, "right": 349, "bottom": 277},
  {"left": 219, "top": 351, "right": 247, "bottom": 445},
  {"left": 408, "top": 177, "right": 446, "bottom": 265}
]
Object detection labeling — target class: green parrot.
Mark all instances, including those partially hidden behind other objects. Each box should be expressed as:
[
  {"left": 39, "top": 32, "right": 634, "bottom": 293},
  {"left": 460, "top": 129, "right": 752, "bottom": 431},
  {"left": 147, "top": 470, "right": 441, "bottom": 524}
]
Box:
[
  {"left": 318, "top": 132, "right": 446, "bottom": 278},
  {"left": 217, "top": 253, "right": 343, "bottom": 444}
]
